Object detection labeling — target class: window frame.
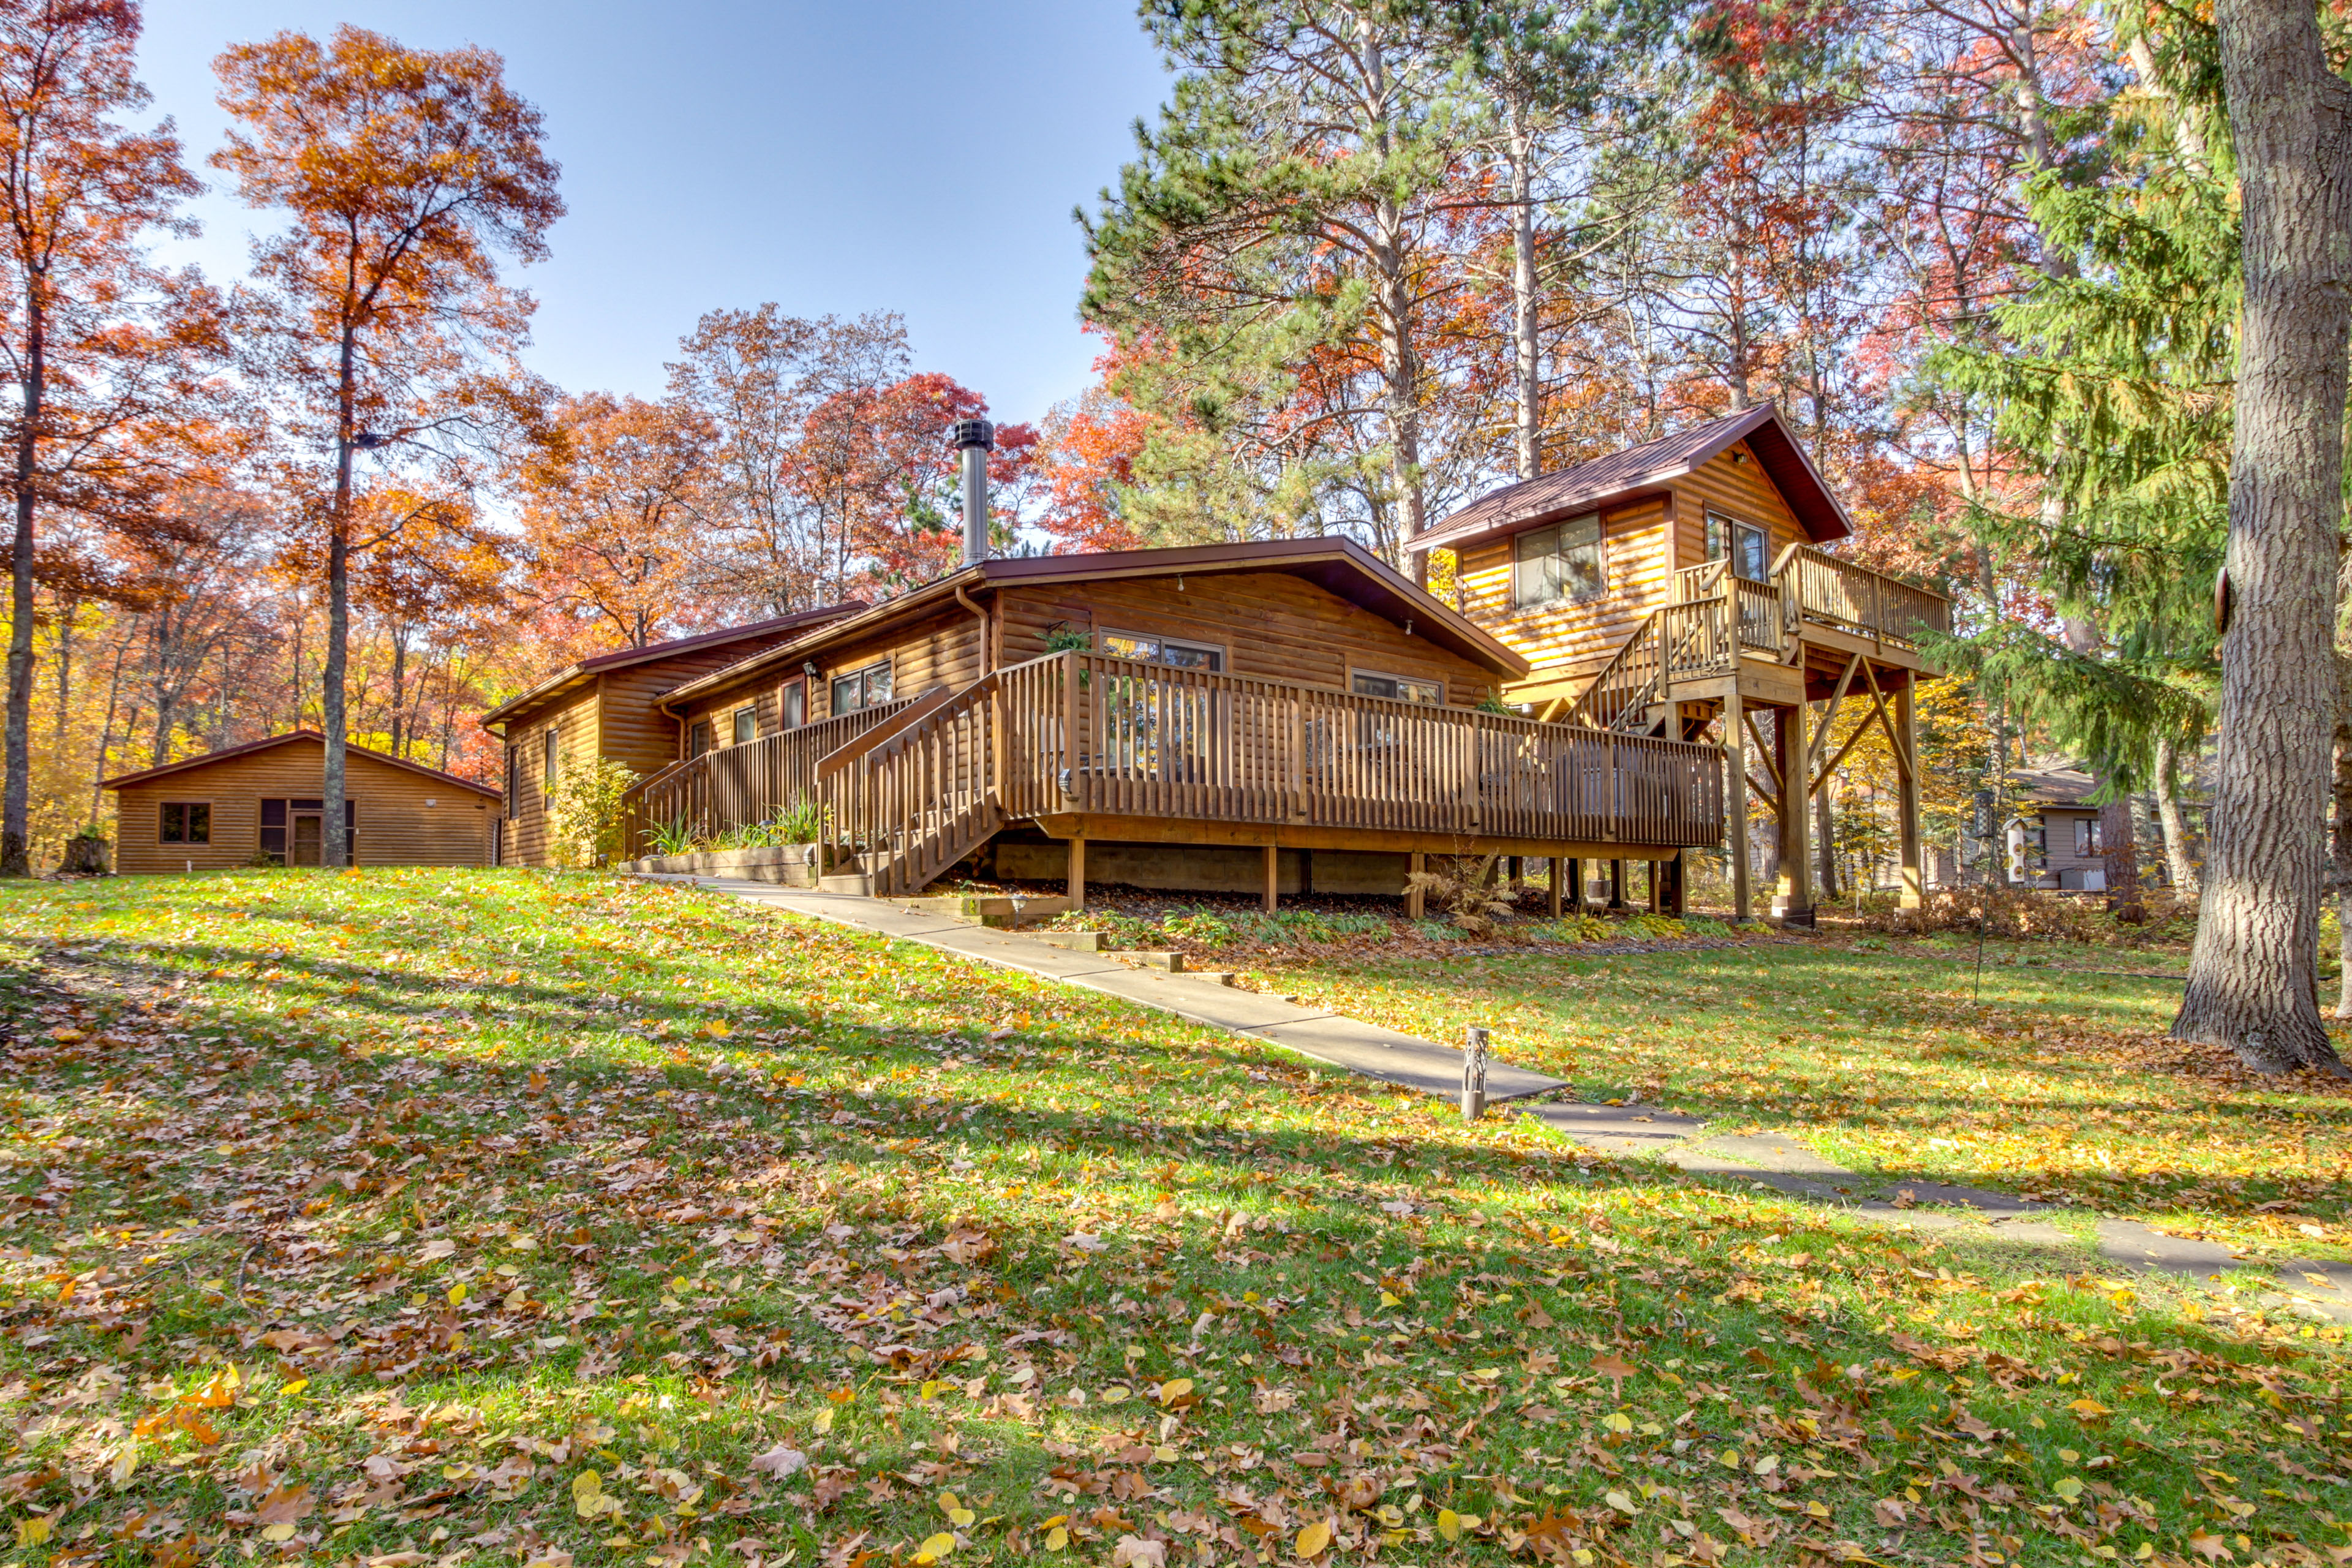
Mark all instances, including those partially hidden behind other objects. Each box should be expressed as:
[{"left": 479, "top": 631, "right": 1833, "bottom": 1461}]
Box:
[
  {"left": 1705, "top": 510, "right": 1771, "bottom": 582},
  {"left": 687, "top": 719, "right": 713, "bottom": 759},
  {"left": 829, "top": 660, "right": 895, "bottom": 715},
  {"left": 542, "top": 725, "right": 559, "bottom": 790},
  {"left": 1099, "top": 628, "right": 1227, "bottom": 673},
  {"left": 731, "top": 706, "right": 757, "bottom": 747},
  {"left": 1349, "top": 669, "right": 1444, "bottom": 705},
  {"left": 1511, "top": 513, "right": 1605, "bottom": 609},
  {"left": 2073, "top": 816, "right": 2103, "bottom": 857},
  {"left": 159, "top": 800, "right": 211, "bottom": 845},
  {"left": 777, "top": 677, "right": 807, "bottom": 732}
]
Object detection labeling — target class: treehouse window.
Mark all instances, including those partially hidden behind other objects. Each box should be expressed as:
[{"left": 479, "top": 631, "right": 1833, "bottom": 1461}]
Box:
[
  {"left": 830, "top": 660, "right": 894, "bottom": 714},
  {"left": 1101, "top": 630, "right": 1224, "bottom": 671},
  {"left": 732, "top": 707, "right": 756, "bottom": 746},
  {"left": 778, "top": 679, "right": 807, "bottom": 731},
  {"left": 1705, "top": 511, "right": 1770, "bottom": 582},
  {"left": 2073, "top": 818, "right": 2103, "bottom": 856},
  {"left": 159, "top": 802, "right": 209, "bottom": 845},
  {"left": 1512, "top": 513, "right": 1603, "bottom": 608},
  {"left": 1351, "top": 671, "right": 1442, "bottom": 704},
  {"left": 687, "top": 720, "right": 712, "bottom": 758}
]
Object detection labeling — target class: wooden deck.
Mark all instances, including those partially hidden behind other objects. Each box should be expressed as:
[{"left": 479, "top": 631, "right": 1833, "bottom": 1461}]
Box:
[{"left": 621, "top": 650, "right": 1725, "bottom": 897}]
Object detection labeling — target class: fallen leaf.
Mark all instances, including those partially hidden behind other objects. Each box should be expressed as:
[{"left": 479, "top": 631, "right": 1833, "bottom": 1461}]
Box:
[
  {"left": 1296, "top": 1519, "right": 1332, "bottom": 1559},
  {"left": 750, "top": 1444, "right": 807, "bottom": 1479}
]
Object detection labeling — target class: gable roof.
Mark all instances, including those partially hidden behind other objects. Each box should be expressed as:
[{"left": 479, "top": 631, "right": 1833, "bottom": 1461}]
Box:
[
  {"left": 478, "top": 603, "right": 864, "bottom": 732},
  {"left": 101, "top": 730, "right": 503, "bottom": 797},
  {"left": 657, "top": 536, "right": 1528, "bottom": 710},
  {"left": 1407, "top": 404, "right": 1854, "bottom": 557}
]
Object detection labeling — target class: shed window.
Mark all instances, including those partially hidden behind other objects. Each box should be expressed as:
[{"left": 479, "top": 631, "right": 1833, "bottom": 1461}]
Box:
[
  {"left": 830, "top": 661, "right": 894, "bottom": 714},
  {"left": 2073, "top": 818, "right": 2103, "bottom": 856},
  {"left": 1512, "top": 513, "right": 1604, "bottom": 607},
  {"left": 731, "top": 707, "right": 756, "bottom": 746},
  {"left": 160, "top": 802, "right": 210, "bottom": 844},
  {"left": 542, "top": 726, "right": 559, "bottom": 788},
  {"left": 1705, "top": 511, "right": 1770, "bottom": 582},
  {"left": 1352, "top": 671, "right": 1442, "bottom": 704},
  {"left": 778, "top": 679, "right": 807, "bottom": 731},
  {"left": 260, "top": 797, "right": 287, "bottom": 861},
  {"left": 1101, "top": 630, "right": 1224, "bottom": 671}
]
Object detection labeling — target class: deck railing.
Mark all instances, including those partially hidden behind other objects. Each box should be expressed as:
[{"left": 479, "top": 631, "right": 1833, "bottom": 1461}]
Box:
[
  {"left": 981, "top": 652, "right": 1721, "bottom": 847},
  {"left": 617, "top": 699, "right": 913, "bottom": 858},
  {"left": 1774, "top": 544, "right": 1950, "bottom": 647}
]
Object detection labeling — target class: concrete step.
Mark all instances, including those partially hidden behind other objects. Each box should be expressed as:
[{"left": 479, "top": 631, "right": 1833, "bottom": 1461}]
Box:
[
  {"left": 818, "top": 872, "right": 873, "bottom": 895},
  {"left": 889, "top": 894, "right": 1074, "bottom": 927},
  {"left": 1031, "top": 930, "right": 1105, "bottom": 952}
]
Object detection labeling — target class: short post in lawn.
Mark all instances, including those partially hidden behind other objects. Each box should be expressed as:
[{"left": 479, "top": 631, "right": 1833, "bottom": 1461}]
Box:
[{"left": 1461, "top": 1027, "right": 1488, "bottom": 1121}]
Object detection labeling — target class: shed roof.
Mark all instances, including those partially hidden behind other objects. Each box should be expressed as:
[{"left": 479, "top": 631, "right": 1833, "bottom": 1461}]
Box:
[
  {"left": 478, "top": 603, "right": 863, "bottom": 733},
  {"left": 1408, "top": 404, "right": 1854, "bottom": 557},
  {"left": 657, "top": 536, "right": 1527, "bottom": 710},
  {"left": 102, "top": 731, "right": 503, "bottom": 797}
]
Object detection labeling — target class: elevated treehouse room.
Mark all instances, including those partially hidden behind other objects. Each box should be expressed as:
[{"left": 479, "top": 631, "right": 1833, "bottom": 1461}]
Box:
[{"left": 1412, "top": 405, "right": 1950, "bottom": 923}]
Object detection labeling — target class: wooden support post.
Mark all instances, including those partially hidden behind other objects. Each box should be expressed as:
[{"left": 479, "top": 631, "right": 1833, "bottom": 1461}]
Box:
[
  {"left": 1896, "top": 677, "right": 1923, "bottom": 910},
  {"left": 1774, "top": 702, "right": 1814, "bottom": 926},
  {"left": 1263, "top": 844, "right": 1279, "bottom": 913},
  {"left": 1607, "top": 858, "right": 1627, "bottom": 910},
  {"left": 1724, "top": 692, "right": 1752, "bottom": 922},
  {"left": 1509, "top": 856, "right": 1524, "bottom": 894},
  {"left": 1547, "top": 856, "right": 1563, "bottom": 918},
  {"left": 1068, "top": 836, "right": 1086, "bottom": 912},
  {"left": 1406, "top": 852, "right": 1425, "bottom": 920},
  {"left": 1648, "top": 858, "right": 1663, "bottom": 914},
  {"left": 1567, "top": 858, "right": 1585, "bottom": 910},
  {"left": 1663, "top": 850, "right": 1687, "bottom": 917}
]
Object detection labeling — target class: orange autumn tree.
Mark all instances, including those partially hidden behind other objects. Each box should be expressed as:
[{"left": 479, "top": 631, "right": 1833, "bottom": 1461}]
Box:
[
  {"left": 213, "top": 25, "right": 560, "bottom": 867},
  {"left": 0, "top": 0, "right": 216, "bottom": 875}
]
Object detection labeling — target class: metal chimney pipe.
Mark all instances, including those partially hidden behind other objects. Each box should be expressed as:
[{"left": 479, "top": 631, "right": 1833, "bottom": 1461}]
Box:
[{"left": 951, "top": 418, "right": 995, "bottom": 568}]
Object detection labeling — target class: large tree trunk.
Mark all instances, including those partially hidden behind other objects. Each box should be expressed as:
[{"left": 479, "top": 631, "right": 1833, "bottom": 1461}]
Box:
[
  {"left": 2152, "top": 733, "right": 2200, "bottom": 894},
  {"left": 2334, "top": 721, "right": 2352, "bottom": 1017},
  {"left": 1814, "top": 784, "right": 1839, "bottom": 903},
  {"left": 2171, "top": 0, "right": 2352, "bottom": 1074}
]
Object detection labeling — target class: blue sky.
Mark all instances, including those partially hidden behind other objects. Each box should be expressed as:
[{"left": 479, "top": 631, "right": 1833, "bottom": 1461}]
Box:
[{"left": 141, "top": 0, "right": 1174, "bottom": 427}]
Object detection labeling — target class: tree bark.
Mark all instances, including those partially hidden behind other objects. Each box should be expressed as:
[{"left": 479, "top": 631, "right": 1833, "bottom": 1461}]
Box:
[
  {"left": 324, "top": 320, "right": 357, "bottom": 869},
  {"left": 2101, "top": 796, "right": 2144, "bottom": 922},
  {"left": 2171, "top": 0, "right": 2352, "bottom": 1073},
  {"left": 1507, "top": 92, "right": 1540, "bottom": 482},
  {"left": 2334, "top": 720, "right": 2352, "bottom": 1016},
  {"left": 1, "top": 273, "right": 43, "bottom": 876},
  {"left": 2152, "top": 733, "right": 2200, "bottom": 894},
  {"left": 1814, "top": 783, "right": 1839, "bottom": 903}
]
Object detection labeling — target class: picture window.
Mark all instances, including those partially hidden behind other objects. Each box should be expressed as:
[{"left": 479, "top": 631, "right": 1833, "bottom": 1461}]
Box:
[
  {"left": 830, "top": 660, "right": 895, "bottom": 714},
  {"left": 1351, "top": 671, "right": 1442, "bottom": 704},
  {"left": 1100, "top": 630, "right": 1224, "bottom": 671},
  {"left": 160, "top": 801, "right": 210, "bottom": 845},
  {"left": 1512, "top": 513, "right": 1604, "bottom": 608}
]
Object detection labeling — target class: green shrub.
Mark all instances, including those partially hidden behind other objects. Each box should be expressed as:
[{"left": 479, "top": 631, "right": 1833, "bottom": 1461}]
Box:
[{"left": 549, "top": 758, "right": 639, "bottom": 869}]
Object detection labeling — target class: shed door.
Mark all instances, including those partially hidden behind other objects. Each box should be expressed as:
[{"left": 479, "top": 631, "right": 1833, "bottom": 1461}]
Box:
[{"left": 291, "top": 814, "right": 322, "bottom": 866}]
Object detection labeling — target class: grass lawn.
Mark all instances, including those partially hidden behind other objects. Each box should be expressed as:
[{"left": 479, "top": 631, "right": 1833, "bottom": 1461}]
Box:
[
  {"left": 0, "top": 869, "right": 2345, "bottom": 1568},
  {"left": 1256, "top": 932, "right": 2352, "bottom": 1267}
]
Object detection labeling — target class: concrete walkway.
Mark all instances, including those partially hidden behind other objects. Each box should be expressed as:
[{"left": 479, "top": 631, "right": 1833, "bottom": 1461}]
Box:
[
  {"left": 657, "top": 874, "right": 2352, "bottom": 1326},
  {"left": 649, "top": 877, "right": 1566, "bottom": 1102}
]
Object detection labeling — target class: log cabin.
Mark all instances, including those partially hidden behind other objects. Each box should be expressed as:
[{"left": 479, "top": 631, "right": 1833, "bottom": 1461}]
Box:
[
  {"left": 1409, "top": 404, "right": 1949, "bottom": 923},
  {"left": 619, "top": 516, "right": 1724, "bottom": 908},
  {"left": 478, "top": 604, "right": 859, "bottom": 866},
  {"left": 103, "top": 731, "right": 501, "bottom": 873}
]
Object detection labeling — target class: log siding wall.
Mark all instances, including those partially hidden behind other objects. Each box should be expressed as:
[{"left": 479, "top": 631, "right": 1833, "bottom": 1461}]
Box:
[{"left": 114, "top": 744, "right": 494, "bottom": 874}]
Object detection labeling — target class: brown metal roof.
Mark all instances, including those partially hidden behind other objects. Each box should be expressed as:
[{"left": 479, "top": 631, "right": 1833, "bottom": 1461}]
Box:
[
  {"left": 1408, "top": 404, "right": 1854, "bottom": 556},
  {"left": 102, "top": 730, "right": 503, "bottom": 796},
  {"left": 657, "top": 536, "right": 1528, "bottom": 710},
  {"left": 478, "top": 603, "right": 864, "bottom": 731}
]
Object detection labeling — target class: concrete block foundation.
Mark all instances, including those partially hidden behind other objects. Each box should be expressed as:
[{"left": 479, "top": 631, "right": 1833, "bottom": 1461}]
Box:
[{"left": 991, "top": 839, "right": 1411, "bottom": 897}]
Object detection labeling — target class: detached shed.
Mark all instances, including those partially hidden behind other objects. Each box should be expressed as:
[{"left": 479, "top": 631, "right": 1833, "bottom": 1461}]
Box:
[{"left": 102, "top": 731, "right": 501, "bottom": 873}]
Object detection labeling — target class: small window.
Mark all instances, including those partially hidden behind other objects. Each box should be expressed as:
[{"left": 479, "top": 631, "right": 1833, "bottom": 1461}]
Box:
[
  {"left": 687, "top": 720, "right": 712, "bottom": 759},
  {"left": 505, "top": 746, "right": 519, "bottom": 816},
  {"left": 160, "top": 801, "right": 210, "bottom": 844},
  {"left": 542, "top": 726, "right": 559, "bottom": 788},
  {"left": 1352, "top": 671, "right": 1442, "bottom": 704},
  {"left": 778, "top": 679, "right": 807, "bottom": 731},
  {"left": 1706, "top": 511, "right": 1770, "bottom": 582},
  {"left": 1512, "top": 513, "right": 1604, "bottom": 608},
  {"left": 2074, "top": 818, "right": 2103, "bottom": 856},
  {"left": 1101, "top": 630, "right": 1224, "bottom": 671},
  {"left": 731, "top": 707, "right": 756, "bottom": 746},
  {"left": 829, "top": 660, "right": 895, "bottom": 714},
  {"left": 260, "top": 798, "right": 288, "bottom": 864}
]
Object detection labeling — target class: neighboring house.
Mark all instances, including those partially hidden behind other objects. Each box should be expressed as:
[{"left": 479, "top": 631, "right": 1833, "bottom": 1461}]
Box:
[
  {"left": 1406, "top": 404, "right": 1950, "bottom": 922},
  {"left": 102, "top": 731, "right": 500, "bottom": 873},
  {"left": 478, "top": 605, "right": 859, "bottom": 866},
  {"left": 2007, "top": 766, "right": 2121, "bottom": 891},
  {"left": 622, "top": 533, "right": 1726, "bottom": 906}
]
